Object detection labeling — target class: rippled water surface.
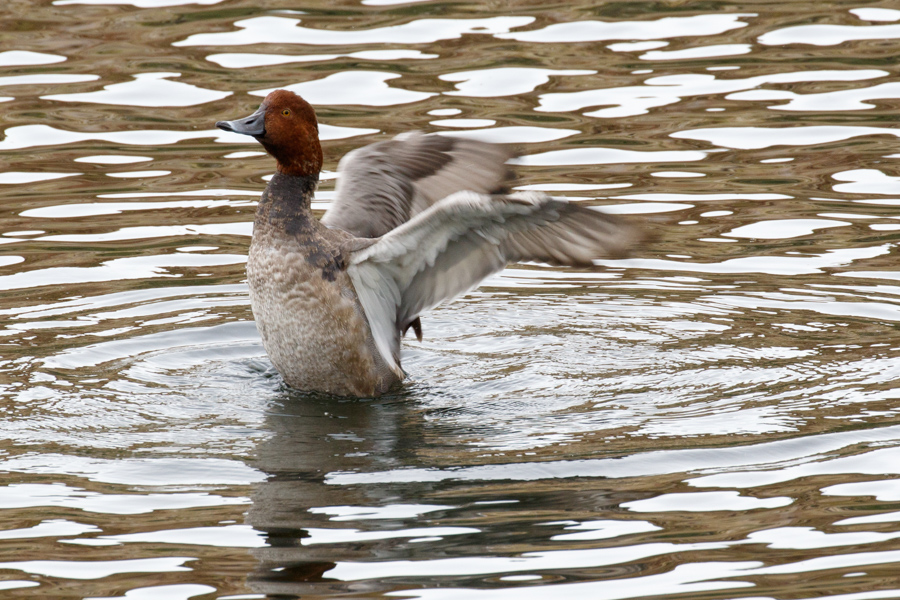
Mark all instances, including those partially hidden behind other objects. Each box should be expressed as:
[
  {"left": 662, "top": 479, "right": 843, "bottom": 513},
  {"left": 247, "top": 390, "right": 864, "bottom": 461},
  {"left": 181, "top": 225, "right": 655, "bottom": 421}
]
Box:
[{"left": 4, "top": 0, "right": 900, "bottom": 598}]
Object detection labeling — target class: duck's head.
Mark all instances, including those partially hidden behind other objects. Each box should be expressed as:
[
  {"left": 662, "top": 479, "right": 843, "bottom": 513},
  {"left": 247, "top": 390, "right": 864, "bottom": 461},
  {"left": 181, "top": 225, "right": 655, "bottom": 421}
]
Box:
[{"left": 216, "top": 89, "right": 323, "bottom": 178}]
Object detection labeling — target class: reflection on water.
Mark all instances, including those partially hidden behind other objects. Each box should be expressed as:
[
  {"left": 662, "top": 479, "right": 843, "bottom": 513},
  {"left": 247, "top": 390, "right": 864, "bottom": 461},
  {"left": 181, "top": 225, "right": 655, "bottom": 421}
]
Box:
[{"left": 3, "top": 0, "right": 900, "bottom": 598}]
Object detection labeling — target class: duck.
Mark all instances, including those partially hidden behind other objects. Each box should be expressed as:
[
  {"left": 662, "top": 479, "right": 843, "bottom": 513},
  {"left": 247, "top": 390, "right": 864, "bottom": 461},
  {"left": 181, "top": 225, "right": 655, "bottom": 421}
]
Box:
[{"left": 216, "top": 89, "right": 644, "bottom": 397}]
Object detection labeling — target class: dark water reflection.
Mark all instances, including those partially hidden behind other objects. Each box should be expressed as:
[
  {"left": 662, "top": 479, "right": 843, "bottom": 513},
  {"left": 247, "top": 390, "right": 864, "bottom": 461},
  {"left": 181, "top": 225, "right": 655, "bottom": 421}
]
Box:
[
  {"left": 248, "top": 393, "right": 416, "bottom": 597},
  {"left": 4, "top": 0, "right": 900, "bottom": 598}
]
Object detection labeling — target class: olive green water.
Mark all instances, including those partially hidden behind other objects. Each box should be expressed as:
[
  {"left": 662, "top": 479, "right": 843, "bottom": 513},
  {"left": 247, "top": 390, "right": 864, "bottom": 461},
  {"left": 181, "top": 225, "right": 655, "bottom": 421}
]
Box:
[{"left": 3, "top": 1, "right": 900, "bottom": 598}]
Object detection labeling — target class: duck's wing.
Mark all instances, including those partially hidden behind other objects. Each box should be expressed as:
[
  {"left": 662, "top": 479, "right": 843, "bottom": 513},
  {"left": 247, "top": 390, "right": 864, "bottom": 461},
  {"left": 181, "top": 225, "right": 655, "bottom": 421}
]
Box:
[
  {"left": 344, "top": 191, "right": 644, "bottom": 375},
  {"left": 321, "top": 132, "right": 515, "bottom": 238}
]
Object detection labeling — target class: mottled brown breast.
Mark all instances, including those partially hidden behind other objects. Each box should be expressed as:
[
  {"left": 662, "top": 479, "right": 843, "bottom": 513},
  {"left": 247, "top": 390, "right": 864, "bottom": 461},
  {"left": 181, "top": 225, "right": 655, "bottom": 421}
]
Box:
[{"left": 247, "top": 172, "right": 399, "bottom": 396}]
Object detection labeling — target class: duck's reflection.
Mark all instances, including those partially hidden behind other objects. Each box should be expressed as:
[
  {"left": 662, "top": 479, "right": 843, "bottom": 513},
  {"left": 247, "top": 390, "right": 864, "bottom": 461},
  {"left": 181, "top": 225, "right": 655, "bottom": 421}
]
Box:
[{"left": 246, "top": 388, "right": 423, "bottom": 597}]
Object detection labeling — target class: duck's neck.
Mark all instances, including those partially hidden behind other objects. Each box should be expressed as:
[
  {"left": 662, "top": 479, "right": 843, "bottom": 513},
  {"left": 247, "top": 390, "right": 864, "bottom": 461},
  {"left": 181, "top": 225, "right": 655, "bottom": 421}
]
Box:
[{"left": 257, "top": 171, "right": 320, "bottom": 234}]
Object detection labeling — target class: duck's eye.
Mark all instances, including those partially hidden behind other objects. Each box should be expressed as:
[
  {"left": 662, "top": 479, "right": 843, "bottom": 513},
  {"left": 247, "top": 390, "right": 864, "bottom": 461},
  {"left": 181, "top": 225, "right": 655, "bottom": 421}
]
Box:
[{"left": 281, "top": 109, "right": 291, "bottom": 116}]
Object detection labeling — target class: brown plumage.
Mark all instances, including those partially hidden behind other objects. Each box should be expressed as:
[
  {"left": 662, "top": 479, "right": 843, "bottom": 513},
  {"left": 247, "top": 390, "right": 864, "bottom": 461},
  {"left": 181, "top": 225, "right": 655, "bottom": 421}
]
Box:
[
  {"left": 216, "top": 89, "right": 646, "bottom": 396},
  {"left": 258, "top": 90, "right": 323, "bottom": 177}
]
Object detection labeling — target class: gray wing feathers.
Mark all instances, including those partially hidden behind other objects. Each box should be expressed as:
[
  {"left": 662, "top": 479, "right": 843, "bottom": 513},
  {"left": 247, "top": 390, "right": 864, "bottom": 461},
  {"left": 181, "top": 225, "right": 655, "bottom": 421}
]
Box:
[
  {"left": 321, "top": 132, "right": 514, "bottom": 238},
  {"left": 346, "top": 191, "right": 644, "bottom": 369},
  {"left": 346, "top": 261, "right": 405, "bottom": 379}
]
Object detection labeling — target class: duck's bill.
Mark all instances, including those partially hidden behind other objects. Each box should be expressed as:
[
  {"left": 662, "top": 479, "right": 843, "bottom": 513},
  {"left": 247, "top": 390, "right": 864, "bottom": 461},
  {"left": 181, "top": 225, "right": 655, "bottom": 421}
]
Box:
[{"left": 216, "top": 106, "right": 265, "bottom": 137}]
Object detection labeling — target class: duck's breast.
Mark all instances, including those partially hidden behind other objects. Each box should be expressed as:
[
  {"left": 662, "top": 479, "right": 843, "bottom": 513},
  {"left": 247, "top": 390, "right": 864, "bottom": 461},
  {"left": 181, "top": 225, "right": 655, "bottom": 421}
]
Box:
[{"left": 247, "top": 228, "right": 397, "bottom": 396}]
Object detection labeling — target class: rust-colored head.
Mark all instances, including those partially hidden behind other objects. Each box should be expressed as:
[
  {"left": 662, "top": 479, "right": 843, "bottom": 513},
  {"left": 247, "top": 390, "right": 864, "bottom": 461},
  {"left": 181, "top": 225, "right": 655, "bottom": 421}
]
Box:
[{"left": 216, "top": 90, "right": 323, "bottom": 177}]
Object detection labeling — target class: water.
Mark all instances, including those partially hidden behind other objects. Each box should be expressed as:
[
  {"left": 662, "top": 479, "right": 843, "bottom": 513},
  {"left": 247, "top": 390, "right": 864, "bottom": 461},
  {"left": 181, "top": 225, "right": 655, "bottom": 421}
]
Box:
[{"left": 3, "top": 0, "right": 900, "bottom": 597}]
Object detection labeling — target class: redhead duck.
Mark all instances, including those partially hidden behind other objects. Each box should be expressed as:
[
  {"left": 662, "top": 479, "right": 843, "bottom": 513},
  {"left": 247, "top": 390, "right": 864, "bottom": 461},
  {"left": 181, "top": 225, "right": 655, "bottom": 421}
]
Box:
[{"left": 216, "top": 90, "right": 643, "bottom": 397}]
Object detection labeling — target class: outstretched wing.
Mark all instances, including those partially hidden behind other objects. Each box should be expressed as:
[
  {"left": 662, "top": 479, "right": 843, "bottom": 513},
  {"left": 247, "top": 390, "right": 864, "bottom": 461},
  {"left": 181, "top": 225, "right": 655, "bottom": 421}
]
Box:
[
  {"left": 344, "top": 191, "right": 645, "bottom": 374},
  {"left": 321, "top": 132, "right": 515, "bottom": 238}
]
